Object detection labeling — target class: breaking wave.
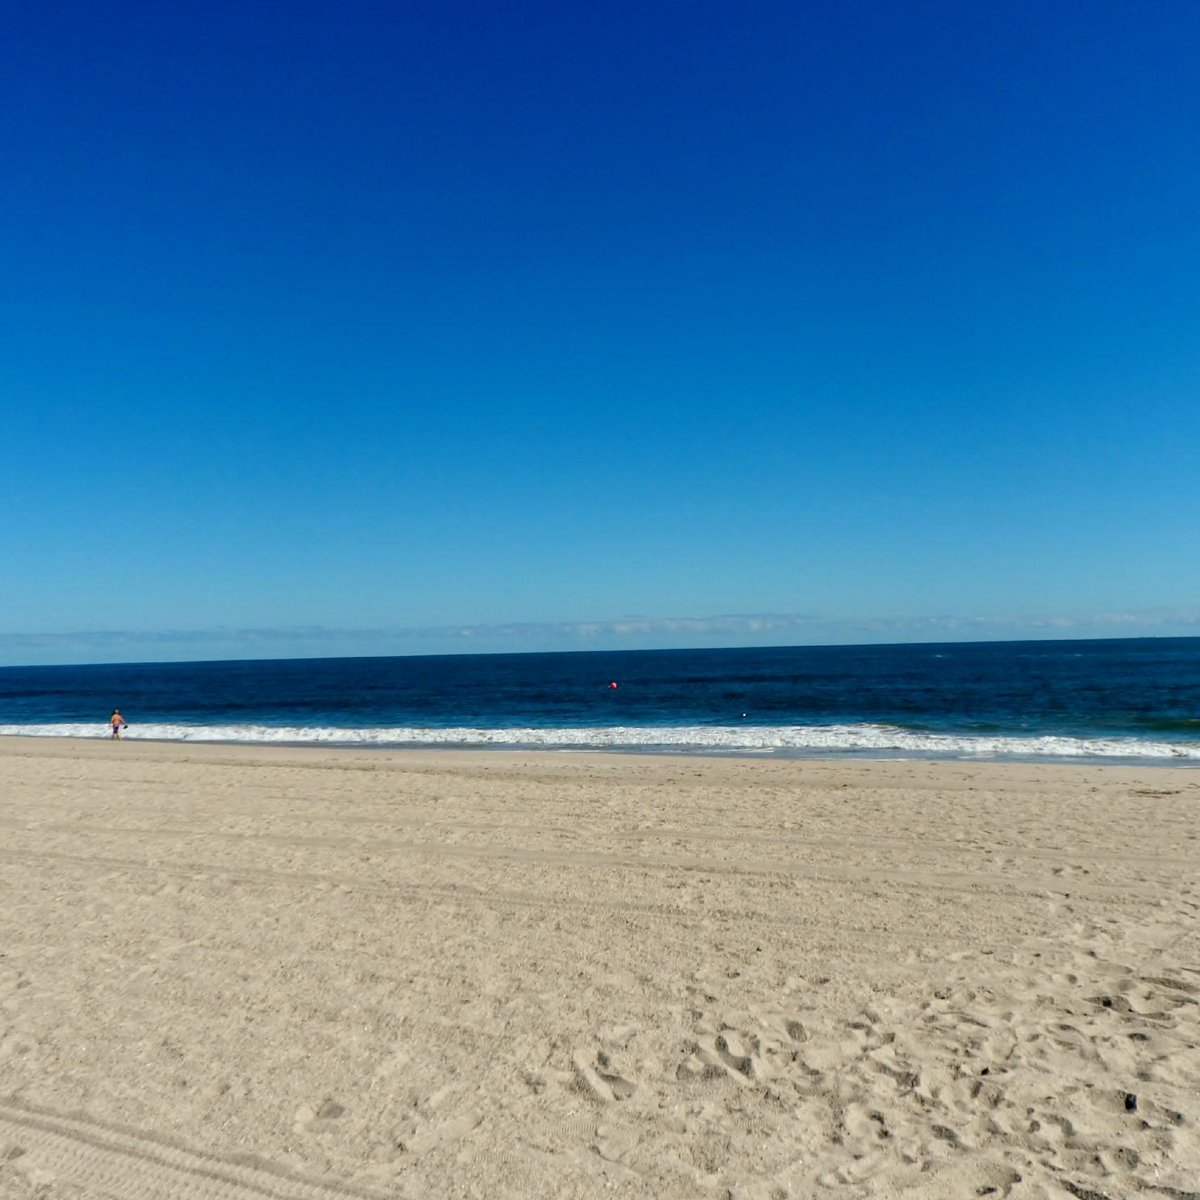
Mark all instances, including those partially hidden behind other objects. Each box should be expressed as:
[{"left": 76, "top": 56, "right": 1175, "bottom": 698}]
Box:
[{"left": 2, "top": 722, "right": 1198, "bottom": 762}]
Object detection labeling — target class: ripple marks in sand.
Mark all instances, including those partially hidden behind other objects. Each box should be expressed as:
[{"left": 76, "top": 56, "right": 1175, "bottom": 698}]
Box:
[{"left": 0, "top": 1098, "right": 384, "bottom": 1200}]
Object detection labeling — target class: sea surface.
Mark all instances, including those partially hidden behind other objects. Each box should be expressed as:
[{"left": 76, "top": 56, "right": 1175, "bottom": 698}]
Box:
[{"left": 1, "top": 638, "right": 1199, "bottom": 763}]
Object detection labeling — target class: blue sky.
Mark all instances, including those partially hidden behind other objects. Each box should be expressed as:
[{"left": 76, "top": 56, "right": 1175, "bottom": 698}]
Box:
[{"left": 2, "top": 1, "right": 1198, "bottom": 665}]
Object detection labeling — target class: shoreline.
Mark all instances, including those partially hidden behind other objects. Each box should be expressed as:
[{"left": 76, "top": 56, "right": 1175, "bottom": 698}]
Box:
[
  {"left": 1, "top": 736, "right": 1197, "bottom": 1197},
  {"left": 2, "top": 731, "right": 1198, "bottom": 769}
]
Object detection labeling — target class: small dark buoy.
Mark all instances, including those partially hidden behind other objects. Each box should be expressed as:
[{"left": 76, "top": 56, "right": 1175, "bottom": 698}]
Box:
[
  {"left": 1124, "top": 1092, "right": 1138, "bottom": 1112},
  {"left": 608, "top": 681, "right": 618, "bottom": 689}
]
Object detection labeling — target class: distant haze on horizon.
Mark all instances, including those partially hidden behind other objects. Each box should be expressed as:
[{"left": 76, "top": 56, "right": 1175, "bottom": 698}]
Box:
[
  {"left": 2, "top": 2, "right": 1197, "bottom": 663},
  {"left": 2, "top": 610, "right": 1199, "bottom": 669}
]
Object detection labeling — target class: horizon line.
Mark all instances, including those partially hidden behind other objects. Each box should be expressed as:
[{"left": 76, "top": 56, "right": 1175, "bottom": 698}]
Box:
[{"left": 2, "top": 628, "right": 1198, "bottom": 672}]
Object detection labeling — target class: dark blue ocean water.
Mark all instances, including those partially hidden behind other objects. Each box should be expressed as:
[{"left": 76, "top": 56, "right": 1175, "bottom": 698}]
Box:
[{"left": 1, "top": 638, "right": 1199, "bottom": 762}]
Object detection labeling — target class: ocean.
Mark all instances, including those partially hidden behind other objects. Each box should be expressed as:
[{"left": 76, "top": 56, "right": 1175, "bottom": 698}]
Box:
[{"left": 1, "top": 638, "right": 1198, "bottom": 763}]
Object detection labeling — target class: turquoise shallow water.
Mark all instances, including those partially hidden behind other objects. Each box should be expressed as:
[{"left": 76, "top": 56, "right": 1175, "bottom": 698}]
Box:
[{"left": 1, "top": 637, "right": 1198, "bottom": 761}]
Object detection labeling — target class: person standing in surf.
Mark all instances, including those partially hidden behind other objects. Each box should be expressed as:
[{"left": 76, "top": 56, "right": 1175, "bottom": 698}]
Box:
[{"left": 109, "top": 710, "right": 127, "bottom": 739}]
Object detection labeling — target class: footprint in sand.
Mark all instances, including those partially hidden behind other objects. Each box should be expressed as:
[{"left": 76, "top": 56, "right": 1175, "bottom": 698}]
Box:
[
  {"left": 389, "top": 1086, "right": 484, "bottom": 1157},
  {"left": 572, "top": 1049, "right": 637, "bottom": 1102},
  {"left": 292, "top": 1098, "right": 346, "bottom": 1136}
]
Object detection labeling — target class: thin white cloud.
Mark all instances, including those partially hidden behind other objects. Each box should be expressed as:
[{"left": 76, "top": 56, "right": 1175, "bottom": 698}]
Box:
[{"left": 1, "top": 606, "right": 1198, "bottom": 665}]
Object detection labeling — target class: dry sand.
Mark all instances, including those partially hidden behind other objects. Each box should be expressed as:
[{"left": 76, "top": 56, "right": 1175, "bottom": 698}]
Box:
[{"left": 0, "top": 737, "right": 1197, "bottom": 1199}]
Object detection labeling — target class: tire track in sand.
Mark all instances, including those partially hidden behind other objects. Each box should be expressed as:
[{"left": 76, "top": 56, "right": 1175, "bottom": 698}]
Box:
[{"left": 0, "top": 1097, "right": 384, "bottom": 1200}]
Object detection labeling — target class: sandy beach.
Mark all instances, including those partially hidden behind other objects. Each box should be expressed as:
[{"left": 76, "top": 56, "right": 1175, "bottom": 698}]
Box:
[{"left": 0, "top": 738, "right": 1196, "bottom": 1199}]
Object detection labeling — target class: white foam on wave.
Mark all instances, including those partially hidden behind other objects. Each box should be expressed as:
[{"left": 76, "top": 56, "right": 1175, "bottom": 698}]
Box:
[{"left": 2, "top": 722, "right": 1198, "bottom": 761}]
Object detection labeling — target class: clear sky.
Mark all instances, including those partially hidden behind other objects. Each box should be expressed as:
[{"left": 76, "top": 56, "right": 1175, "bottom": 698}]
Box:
[{"left": 3, "top": 1, "right": 1199, "bottom": 665}]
